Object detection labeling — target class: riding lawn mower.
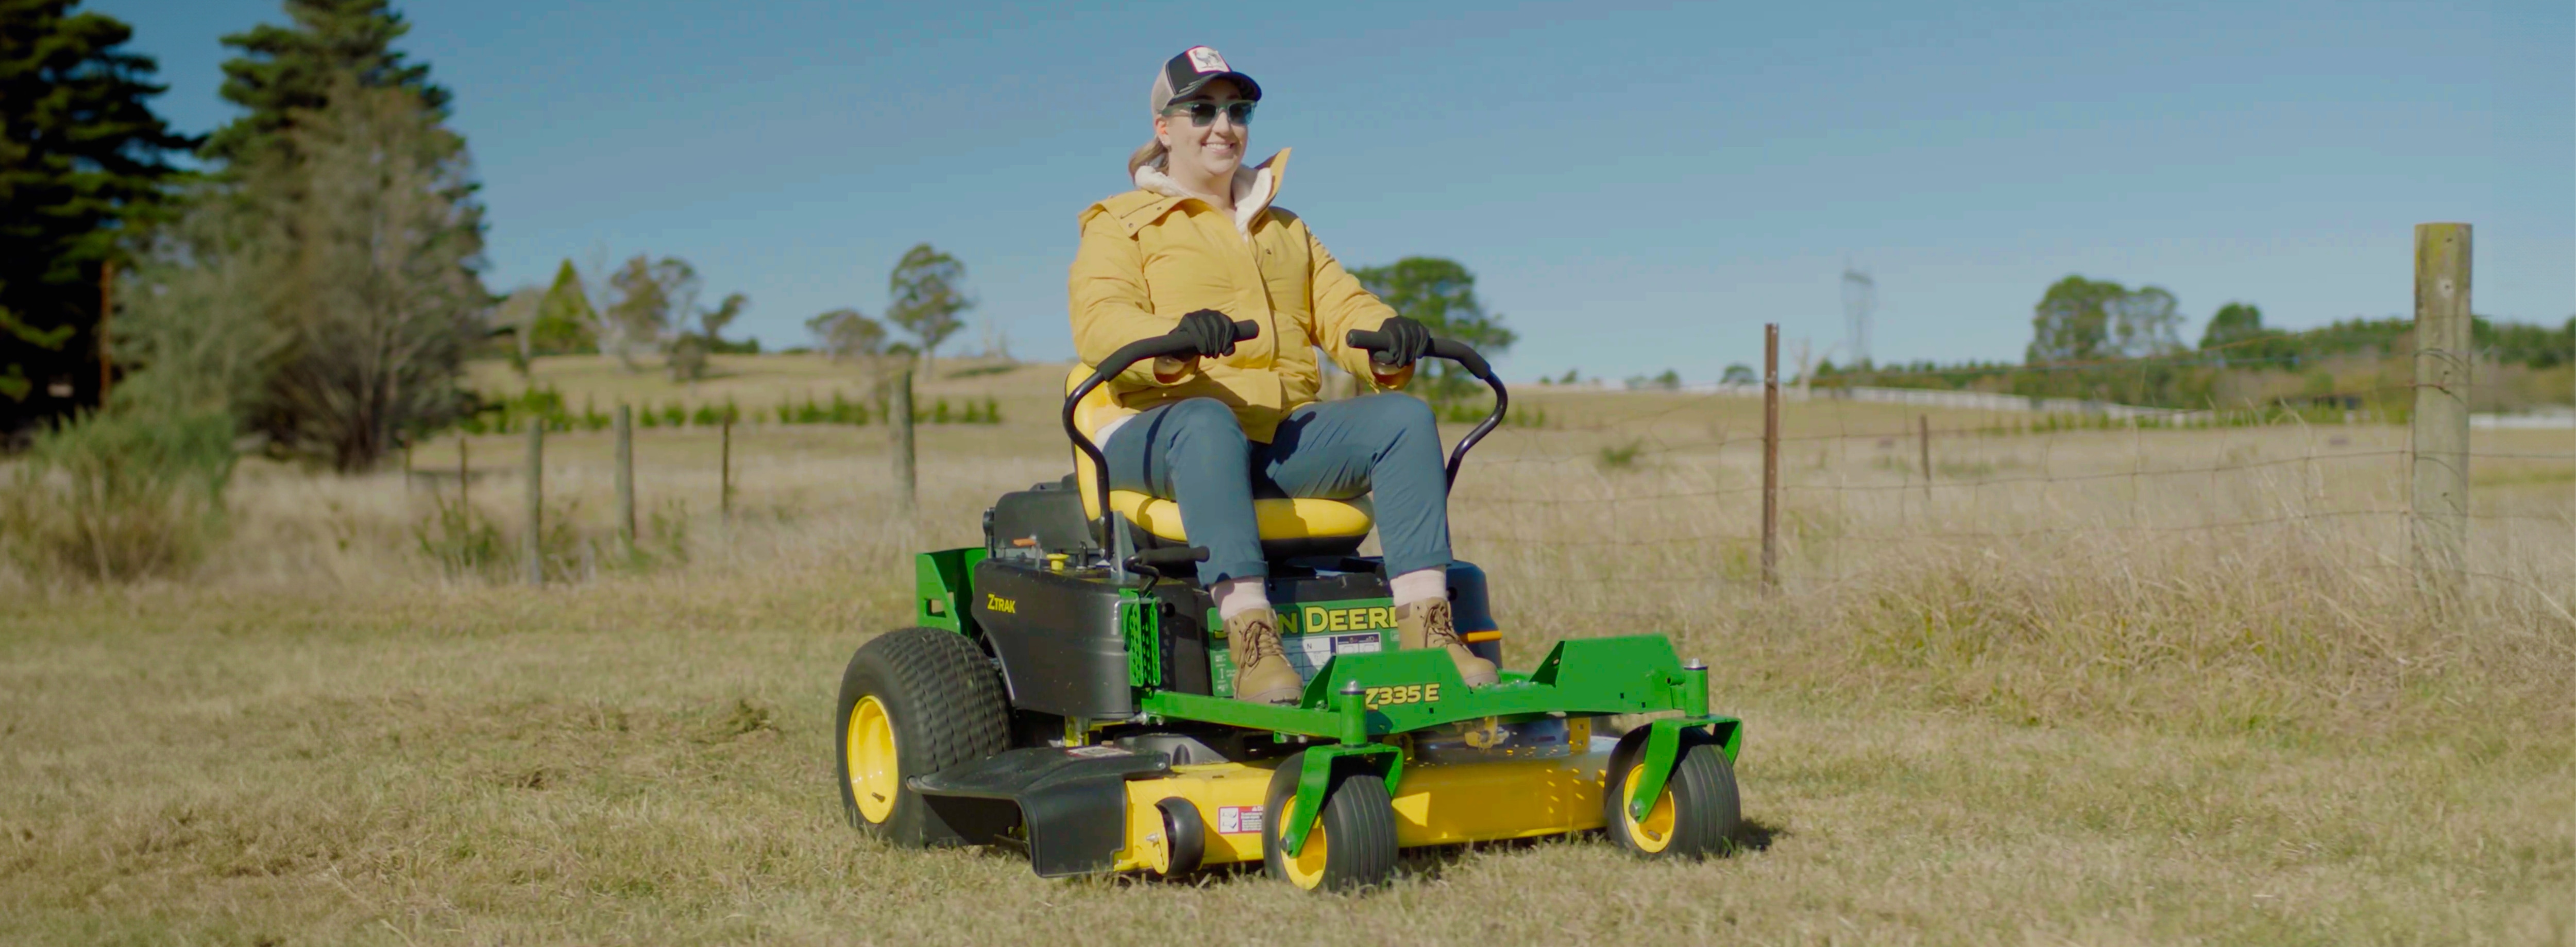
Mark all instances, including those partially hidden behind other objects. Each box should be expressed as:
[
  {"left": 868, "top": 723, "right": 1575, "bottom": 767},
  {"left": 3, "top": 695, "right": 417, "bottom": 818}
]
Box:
[{"left": 833, "top": 321, "right": 1743, "bottom": 891}]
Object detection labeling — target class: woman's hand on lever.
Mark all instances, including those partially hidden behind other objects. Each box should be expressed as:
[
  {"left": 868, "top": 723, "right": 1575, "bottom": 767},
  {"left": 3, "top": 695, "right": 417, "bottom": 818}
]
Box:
[
  {"left": 1176, "top": 309, "right": 1244, "bottom": 357},
  {"left": 1371, "top": 316, "right": 1434, "bottom": 368}
]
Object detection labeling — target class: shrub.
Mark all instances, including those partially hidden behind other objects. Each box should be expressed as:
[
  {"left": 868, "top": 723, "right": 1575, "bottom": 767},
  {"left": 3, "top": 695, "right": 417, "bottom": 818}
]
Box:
[
  {"left": 412, "top": 495, "right": 594, "bottom": 581},
  {"left": 412, "top": 494, "right": 504, "bottom": 577},
  {"left": 0, "top": 409, "right": 237, "bottom": 581},
  {"left": 1596, "top": 439, "right": 1645, "bottom": 471}
]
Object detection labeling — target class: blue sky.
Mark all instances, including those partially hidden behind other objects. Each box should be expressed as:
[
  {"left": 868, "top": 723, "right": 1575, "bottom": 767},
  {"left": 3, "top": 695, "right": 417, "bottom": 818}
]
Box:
[{"left": 92, "top": 0, "right": 2575, "bottom": 381}]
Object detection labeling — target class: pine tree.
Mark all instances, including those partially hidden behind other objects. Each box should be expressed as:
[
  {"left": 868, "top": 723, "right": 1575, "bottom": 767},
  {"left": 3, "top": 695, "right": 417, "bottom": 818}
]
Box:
[
  {"left": 0, "top": 0, "right": 192, "bottom": 429},
  {"left": 204, "top": 0, "right": 449, "bottom": 168},
  {"left": 532, "top": 260, "right": 599, "bottom": 354}
]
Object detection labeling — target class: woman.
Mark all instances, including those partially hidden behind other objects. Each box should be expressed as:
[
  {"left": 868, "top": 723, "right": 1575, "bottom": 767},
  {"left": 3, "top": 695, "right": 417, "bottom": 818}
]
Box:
[{"left": 1067, "top": 46, "right": 1495, "bottom": 705}]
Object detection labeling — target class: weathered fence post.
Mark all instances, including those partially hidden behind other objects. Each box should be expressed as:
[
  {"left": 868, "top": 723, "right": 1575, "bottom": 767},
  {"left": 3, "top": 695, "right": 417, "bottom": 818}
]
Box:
[
  {"left": 1761, "top": 323, "right": 1781, "bottom": 595},
  {"left": 523, "top": 422, "right": 544, "bottom": 586},
  {"left": 614, "top": 404, "right": 635, "bottom": 551},
  {"left": 892, "top": 369, "right": 918, "bottom": 511},
  {"left": 720, "top": 412, "right": 734, "bottom": 523},
  {"left": 1917, "top": 414, "right": 1933, "bottom": 502},
  {"left": 459, "top": 437, "right": 469, "bottom": 512},
  {"left": 2411, "top": 222, "right": 2472, "bottom": 599}
]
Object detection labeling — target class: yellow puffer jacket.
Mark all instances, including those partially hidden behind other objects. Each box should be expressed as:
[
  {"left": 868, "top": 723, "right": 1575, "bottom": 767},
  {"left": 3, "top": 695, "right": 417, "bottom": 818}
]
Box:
[{"left": 1067, "top": 148, "right": 1410, "bottom": 443}]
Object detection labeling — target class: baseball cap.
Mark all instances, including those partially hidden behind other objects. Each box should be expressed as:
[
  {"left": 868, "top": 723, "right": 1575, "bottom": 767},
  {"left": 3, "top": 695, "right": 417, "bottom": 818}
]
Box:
[{"left": 1149, "top": 46, "right": 1262, "bottom": 116}]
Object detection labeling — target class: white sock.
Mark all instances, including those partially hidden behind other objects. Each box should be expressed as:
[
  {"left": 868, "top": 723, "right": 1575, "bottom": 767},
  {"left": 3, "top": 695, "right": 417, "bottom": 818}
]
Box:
[
  {"left": 1389, "top": 569, "right": 1447, "bottom": 608},
  {"left": 1214, "top": 577, "right": 1270, "bottom": 621}
]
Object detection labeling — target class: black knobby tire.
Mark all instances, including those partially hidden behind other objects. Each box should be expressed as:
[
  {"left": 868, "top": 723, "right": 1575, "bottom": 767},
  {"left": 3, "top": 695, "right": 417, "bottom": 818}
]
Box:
[
  {"left": 1260, "top": 751, "right": 1398, "bottom": 891},
  {"left": 834, "top": 627, "right": 1009, "bottom": 847},
  {"left": 1602, "top": 737, "right": 1741, "bottom": 860}
]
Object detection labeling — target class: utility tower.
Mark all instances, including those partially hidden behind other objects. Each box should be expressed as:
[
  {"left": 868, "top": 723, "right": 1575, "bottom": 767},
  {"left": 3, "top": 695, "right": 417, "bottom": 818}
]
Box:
[{"left": 1841, "top": 265, "right": 1876, "bottom": 369}]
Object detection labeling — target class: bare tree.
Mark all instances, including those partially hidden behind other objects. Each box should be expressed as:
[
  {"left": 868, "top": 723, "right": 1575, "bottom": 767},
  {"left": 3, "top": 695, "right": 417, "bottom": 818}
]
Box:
[
  {"left": 886, "top": 243, "right": 971, "bottom": 373},
  {"left": 118, "top": 189, "right": 293, "bottom": 417},
  {"left": 493, "top": 284, "right": 544, "bottom": 379},
  {"left": 256, "top": 77, "right": 484, "bottom": 471},
  {"left": 603, "top": 254, "right": 682, "bottom": 372}
]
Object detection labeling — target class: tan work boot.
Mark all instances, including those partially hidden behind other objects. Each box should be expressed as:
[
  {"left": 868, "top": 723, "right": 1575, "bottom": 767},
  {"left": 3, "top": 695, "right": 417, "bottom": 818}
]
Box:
[
  {"left": 1395, "top": 598, "right": 1499, "bottom": 687},
  {"left": 1226, "top": 610, "right": 1304, "bottom": 705}
]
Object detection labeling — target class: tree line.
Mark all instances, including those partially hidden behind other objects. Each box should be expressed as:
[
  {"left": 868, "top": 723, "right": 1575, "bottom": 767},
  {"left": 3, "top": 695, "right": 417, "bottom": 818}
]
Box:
[
  {"left": 1812, "top": 274, "right": 2576, "bottom": 410},
  {"left": 3, "top": 0, "right": 480, "bottom": 471},
  {"left": 491, "top": 241, "right": 980, "bottom": 388},
  {"left": 2, "top": 0, "right": 1009, "bottom": 473}
]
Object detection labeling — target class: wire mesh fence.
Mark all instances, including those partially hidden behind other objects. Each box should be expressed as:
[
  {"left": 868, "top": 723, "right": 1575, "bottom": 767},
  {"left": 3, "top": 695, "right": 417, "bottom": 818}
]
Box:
[{"left": 1446, "top": 343, "right": 2574, "bottom": 624}]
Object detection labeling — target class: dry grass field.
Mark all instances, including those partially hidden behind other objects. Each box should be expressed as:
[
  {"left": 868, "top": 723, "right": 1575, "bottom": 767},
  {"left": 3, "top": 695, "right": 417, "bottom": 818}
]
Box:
[{"left": 4, "top": 354, "right": 2572, "bottom": 945}]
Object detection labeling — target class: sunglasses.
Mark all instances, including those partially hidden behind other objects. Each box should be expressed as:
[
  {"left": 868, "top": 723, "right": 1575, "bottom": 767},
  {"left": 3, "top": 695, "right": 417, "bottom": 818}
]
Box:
[{"left": 1162, "top": 99, "right": 1256, "bottom": 128}]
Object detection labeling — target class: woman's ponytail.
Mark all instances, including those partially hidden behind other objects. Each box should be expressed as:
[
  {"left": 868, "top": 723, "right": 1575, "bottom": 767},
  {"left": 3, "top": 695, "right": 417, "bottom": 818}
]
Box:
[{"left": 1127, "top": 139, "right": 1166, "bottom": 179}]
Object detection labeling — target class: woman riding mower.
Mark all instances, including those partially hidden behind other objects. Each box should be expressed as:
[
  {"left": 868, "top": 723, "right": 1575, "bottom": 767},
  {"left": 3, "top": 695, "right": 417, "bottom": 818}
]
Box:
[{"left": 1067, "top": 46, "right": 1495, "bottom": 706}]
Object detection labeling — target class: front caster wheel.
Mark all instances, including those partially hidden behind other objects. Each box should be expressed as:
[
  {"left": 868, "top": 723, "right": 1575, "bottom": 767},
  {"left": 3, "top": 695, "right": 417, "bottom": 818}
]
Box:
[
  {"left": 1260, "top": 751, "right": 1397, "bottom": 892},
  {"left": 1142, "top": 797, "right": 1207, "bottom": 878},
  {"left": 1604, "top": 741, "right": 1741, "bottom": 859}
]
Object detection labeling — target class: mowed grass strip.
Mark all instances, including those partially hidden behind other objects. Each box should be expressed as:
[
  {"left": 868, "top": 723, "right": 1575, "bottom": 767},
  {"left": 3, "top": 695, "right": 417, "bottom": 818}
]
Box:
[{"left": 5, "top": 571, "right": 2567, "bottom": 945}]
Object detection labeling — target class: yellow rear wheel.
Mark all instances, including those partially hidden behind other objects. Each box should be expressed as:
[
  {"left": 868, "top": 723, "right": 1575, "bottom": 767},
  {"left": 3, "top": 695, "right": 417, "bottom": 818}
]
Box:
[
  {"left": 846, "top": 696, "right": 898, "bottom": 824},
  {"left": 832, "top": 628, "right": 1009, "bottom": 846}
]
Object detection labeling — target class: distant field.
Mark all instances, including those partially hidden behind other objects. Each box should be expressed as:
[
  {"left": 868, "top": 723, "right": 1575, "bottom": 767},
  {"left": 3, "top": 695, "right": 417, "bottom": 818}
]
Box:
[
  {"left": 462, "top": 352, "right": 1066, "bottom": 424},
  {"left": 4, "top": 353, "right": 2570, "bottom": 945}
]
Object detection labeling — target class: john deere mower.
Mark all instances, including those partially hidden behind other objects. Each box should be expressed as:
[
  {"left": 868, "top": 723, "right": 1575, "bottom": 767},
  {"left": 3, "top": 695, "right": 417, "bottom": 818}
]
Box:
[{"left": 832, "top": 322, "right": 1743, "bottom": 891}]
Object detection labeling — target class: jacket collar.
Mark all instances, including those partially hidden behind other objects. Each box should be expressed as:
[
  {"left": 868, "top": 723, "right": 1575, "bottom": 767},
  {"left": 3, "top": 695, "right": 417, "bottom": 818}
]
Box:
[{"left": 1132, "top": 149, "right": 1288, "bottom": 235}]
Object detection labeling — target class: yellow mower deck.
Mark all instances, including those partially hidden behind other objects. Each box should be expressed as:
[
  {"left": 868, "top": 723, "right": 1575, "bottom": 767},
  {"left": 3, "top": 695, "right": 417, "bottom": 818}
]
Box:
[{"left": 1113, "top": 744, "right": 1618, "bottom": 873}]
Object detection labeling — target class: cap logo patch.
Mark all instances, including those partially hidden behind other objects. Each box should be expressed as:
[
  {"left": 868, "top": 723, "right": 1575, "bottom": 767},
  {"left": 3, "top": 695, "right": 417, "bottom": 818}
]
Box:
[{"left": 1185, "top": 46, "right": 1229, "bottom": 74}]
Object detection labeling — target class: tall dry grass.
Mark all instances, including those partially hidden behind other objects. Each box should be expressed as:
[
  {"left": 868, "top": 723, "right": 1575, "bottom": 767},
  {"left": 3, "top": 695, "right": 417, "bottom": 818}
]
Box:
[{"left": 2, "top": 372, "right": 2570, "bottom": 944}]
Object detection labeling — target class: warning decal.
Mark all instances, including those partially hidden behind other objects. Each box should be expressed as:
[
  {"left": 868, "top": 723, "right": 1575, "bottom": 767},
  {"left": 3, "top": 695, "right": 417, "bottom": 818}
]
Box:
[{"left": 1216, "top": 804, "right": 1265, "bottom": 835}]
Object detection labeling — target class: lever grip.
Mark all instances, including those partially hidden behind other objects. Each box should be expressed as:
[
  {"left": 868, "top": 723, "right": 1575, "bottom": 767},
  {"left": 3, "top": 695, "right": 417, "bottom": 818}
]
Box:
[
  {"left": 1094, "top": 319, "right": 1261, "bottom": 382},
  {"left": 1345, "top": 329, "right": 1397, "bottom": 367},
  {"left": 1344, "top": 329, "right": 1492, "bottom": 379}
]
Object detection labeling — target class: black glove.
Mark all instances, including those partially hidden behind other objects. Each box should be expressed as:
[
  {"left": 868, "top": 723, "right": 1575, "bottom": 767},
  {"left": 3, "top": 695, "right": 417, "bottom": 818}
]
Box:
[
  {"left": 1374, "top": 316, "right": 1434, "bottom": 368},
  {"left": 1175, "top": 308, "right": 1240, "bottom": 358}
]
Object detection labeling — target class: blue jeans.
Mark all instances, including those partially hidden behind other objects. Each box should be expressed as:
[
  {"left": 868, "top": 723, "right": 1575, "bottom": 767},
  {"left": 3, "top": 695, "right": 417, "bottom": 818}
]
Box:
[{"left": 1101, "top": 394, "right": 1450, "bottom": 586}]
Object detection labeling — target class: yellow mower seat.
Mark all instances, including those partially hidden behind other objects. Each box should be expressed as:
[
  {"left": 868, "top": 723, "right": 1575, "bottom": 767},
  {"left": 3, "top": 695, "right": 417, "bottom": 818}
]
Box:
[{"left": 1069, "top": 367, "right": 1375, "bottom": 544}]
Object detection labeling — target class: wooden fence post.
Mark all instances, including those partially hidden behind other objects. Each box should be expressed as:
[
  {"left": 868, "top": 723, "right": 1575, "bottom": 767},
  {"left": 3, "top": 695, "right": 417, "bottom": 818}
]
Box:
[
  {"left": 720, "top": 413, "right": 734, "bottom": 523},
  {"left": 1917, "top": 414, "right": 1933, "bottom": 502},
  {"left": 1761, "top": 323, "right": 1781, "bottom": 595},
  {"left": 614, "top": 404, "right": 635, "bottom": 550},
  {"left": 459, "top": 437, "right": 469, "bottom": 512},
  {"left": 892, "top": 368, "right": 917, "bottom": 511},
  {"left": 523, "top": 422, "right": 544, "bottom": 586},
  {"left": 2411, "top": 222, "right": 2472, "bottom": 599}
]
